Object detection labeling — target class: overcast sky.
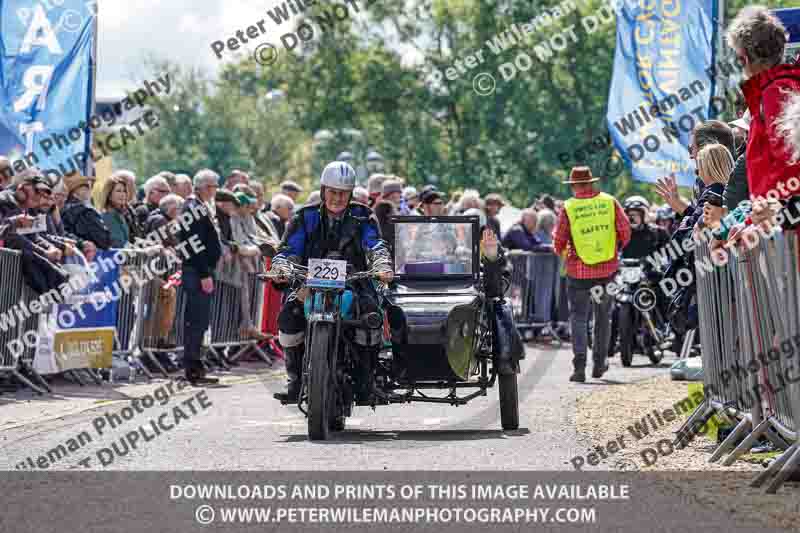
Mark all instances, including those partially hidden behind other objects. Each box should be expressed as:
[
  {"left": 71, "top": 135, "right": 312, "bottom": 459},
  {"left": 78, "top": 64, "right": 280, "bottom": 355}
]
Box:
[
  {"left": 96, "top": 0, "right": 421, "bottom": 98},
  {"left": 97, "top": 0, "right": 278, "bottom": 96}
]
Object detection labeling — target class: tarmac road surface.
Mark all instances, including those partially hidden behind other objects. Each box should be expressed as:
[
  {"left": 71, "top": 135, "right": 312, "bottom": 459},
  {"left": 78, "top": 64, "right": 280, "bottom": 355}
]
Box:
[{"left": 0, "top": 344, "right": 675, "bottom": 471}]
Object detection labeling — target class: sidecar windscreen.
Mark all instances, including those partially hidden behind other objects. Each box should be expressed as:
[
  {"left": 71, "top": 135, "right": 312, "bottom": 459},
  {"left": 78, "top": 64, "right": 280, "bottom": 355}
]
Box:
[{"left": 389, "top": 216, "right": 480, "bottom": 282}]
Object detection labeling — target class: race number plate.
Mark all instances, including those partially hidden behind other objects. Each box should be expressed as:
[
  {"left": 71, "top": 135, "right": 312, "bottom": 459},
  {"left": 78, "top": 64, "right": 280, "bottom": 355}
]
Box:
[
  {"left": 307, "top": 258, "right": 347, "bottom": 288},
  {"left": 620, "top": 266, "right": 642, "bottom": 284}
]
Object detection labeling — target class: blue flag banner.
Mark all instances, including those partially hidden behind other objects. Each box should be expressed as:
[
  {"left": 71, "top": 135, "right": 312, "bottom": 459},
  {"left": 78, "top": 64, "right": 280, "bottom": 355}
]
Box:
[
  {"left": 0, "top": 0, "right": 97, "bottom": 179},
  {"left": 59, "top": 249, "right": 120, "bottom": 329},
  {"left": 606, "top": 0, "right": 718, "bottom": 187},
  {"left": 33, "top": 248, "right": 119, "bottom": 374},
  {"left": 774, "top": 8, "right": 800, "bottom": 63}
]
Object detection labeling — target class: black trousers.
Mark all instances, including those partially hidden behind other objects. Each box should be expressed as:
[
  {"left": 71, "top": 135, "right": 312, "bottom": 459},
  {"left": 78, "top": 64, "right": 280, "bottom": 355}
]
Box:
[
  {"left": 182, "top": 267, "right": 213, "bottom": 372},
  {"left": 566, "top": 275, "right": 614, "bottom": 371}
]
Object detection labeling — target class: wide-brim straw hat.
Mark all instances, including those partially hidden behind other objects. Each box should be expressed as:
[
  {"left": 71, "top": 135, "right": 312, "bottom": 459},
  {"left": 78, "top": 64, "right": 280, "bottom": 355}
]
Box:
[
  {"left": 562, "top": 166, "right": 599, "bottom": 185},
  {"left": 63, "top": 171, "right": 91, "bottom": 195}
]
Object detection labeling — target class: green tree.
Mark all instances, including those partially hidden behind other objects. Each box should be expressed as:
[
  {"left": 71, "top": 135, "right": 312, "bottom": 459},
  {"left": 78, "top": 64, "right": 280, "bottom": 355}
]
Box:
[{"left": 119, "top": 0, "right": 796, "bottom": 206}]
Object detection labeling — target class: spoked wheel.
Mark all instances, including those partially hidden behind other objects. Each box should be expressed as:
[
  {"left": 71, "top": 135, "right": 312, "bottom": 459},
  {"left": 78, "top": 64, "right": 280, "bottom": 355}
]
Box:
[
  {"left": 308, "top": 323, "right": 335, "bottom": 441},
  {"left": 618, "top": 303, "right": 634, "bottom": 367},
  {"left": 498, "top": 373, "right": 519, "bottom": 430}
]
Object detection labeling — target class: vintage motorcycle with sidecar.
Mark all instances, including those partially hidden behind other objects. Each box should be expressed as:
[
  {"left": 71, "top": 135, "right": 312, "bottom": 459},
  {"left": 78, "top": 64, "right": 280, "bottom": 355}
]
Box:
[{"left": 262, "top": 215, "right": 524, "bottom": 440}]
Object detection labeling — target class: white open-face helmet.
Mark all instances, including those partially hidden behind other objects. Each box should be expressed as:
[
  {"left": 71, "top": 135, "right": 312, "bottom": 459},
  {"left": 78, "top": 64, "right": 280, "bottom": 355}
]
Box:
[{"left": 320, "top": 161, "right": 356, "bottom": 191}]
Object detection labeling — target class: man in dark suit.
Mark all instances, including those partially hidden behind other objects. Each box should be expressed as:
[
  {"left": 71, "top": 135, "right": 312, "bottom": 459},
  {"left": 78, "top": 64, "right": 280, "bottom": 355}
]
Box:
[{"left": 178, "top": 169, "right": 223, "bottom": 385}]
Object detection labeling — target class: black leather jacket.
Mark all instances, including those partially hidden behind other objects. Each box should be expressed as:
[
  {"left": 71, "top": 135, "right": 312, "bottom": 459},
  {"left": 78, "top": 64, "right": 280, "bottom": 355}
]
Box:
[{"left": 61, "top": 196, "right": 112, "bottom": 249}]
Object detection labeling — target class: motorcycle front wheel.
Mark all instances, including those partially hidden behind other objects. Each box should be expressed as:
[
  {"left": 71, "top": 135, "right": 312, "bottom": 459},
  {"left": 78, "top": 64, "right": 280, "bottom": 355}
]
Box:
[
  {"left": 618, "top": 303, "right": 635, "bottom": 367},
  {"left": 498, "top": 373, "right": 519, "bottom": 431},
  {"left": 308, "top": 322, "right": 335, "bottom": 441}
]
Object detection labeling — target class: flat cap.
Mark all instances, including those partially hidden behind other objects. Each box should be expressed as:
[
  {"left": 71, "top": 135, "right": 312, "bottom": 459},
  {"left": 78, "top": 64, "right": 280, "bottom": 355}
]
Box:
[
  {"left": 382, "top": 179, "right": 403, "bottom": 196},
  {"left": 280, "top": 180, "right": 303, "bottom": 193}
]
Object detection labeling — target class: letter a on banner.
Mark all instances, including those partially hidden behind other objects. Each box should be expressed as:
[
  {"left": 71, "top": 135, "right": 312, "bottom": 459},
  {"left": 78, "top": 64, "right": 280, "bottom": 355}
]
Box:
[{"left": 0, "top": 0, "right": 97, "bottom": 172}]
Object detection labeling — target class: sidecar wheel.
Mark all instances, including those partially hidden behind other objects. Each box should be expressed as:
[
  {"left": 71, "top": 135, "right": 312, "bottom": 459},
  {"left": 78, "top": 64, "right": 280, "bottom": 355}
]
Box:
[
  {"left": 308, "top": 323, "right": 333, "bottom": 441},
  {"left": 498, "top": 373, "right": 519, "bottom": 430}
]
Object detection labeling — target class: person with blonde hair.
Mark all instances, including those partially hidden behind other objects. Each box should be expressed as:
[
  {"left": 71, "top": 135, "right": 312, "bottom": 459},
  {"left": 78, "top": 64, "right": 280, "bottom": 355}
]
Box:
[
  {"left": 695, "top": 143, "right": 734, "bottom": 232},
  {"left": 446, "top": 191, "right": 462, "bottom": 215},
  {"left": 457, "top": 189, "right": 482, "bottom": 213},
  {"left": 697, "top": 143, "right": 734, "bottom": 186}
]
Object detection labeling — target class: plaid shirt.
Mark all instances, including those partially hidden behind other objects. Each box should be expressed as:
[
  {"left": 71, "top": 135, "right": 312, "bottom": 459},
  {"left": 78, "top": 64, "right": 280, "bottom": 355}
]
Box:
[{"left": 553, "top": 190, "right": 631, "bottom": 280}]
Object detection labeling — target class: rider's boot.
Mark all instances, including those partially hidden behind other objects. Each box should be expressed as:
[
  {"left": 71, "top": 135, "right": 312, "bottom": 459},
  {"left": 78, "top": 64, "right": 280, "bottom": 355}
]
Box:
[
  {"left": 363, "top": 348, "right": 404, "bottom": 402},
  {"left": 569, "top": 352, "right": 586, "bottom": 383},
  {"left": 274, "top": 344, "right": 304, "bottom": 403}
]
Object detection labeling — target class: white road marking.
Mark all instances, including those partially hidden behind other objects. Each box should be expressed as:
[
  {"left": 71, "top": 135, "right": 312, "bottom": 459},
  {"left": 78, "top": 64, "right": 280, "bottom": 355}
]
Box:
[
  {"left": 238, "top": 418, "right": 304, "bottom": 428},
  {"left": 423, "top": 418, "right": 444, "bottom": 426}
]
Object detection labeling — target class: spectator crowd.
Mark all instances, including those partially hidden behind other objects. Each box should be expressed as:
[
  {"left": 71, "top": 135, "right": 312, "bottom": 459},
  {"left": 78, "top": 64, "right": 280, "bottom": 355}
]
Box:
[{"left": 1, "top": 5, "right": 799, "bottom": 387}]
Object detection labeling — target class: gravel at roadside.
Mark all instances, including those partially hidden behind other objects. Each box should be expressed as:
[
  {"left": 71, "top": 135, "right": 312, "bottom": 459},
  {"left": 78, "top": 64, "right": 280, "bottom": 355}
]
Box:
[{"left": 575, "top": 375, "right": 799, "bottom": 530}]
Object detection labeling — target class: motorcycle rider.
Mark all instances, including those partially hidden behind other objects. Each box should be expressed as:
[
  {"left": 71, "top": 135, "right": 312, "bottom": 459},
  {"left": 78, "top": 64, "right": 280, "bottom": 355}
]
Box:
[
  {"left": 612, "top": 196, "right": 671, "bottom": 356},
  {"left": 272, "top": 161, "right": 394, "bottom": 403},
  {"left": 655, "top": 205, "right": 677, "bottom": 236},
  {"left": 621, "top": 196, "right": 670, "bottom": 261}
]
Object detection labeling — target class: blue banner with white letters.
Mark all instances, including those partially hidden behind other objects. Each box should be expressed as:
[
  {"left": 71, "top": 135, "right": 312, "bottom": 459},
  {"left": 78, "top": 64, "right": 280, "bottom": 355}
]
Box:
[
  {"left": 0, "top": 0, "right": 97, "bottom": 178},
  {"left": 774, "top": 8, "right": 800, "bottom": 63},
  {"left": 59, "top": 249, "right": 120, "bottom": 329},
  {"left": 606, "top": 0, "right": 717, "bottom": 187}
]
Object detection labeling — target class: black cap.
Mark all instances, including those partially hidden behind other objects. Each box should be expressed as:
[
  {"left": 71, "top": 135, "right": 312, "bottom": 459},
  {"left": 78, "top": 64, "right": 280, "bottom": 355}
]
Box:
[
  {"left": 215, "top": 188, "right": 240, "bottom": 206},
  {"left": 420, "top": 186, "right": 444, "bottom": 204}
]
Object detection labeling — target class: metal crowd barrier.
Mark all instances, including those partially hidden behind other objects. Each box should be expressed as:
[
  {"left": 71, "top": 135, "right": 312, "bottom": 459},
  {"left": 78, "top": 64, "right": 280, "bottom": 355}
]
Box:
[
  {"left": 0, "top": 245, "right": 277, "bottom": 392},
  {"left": 689, "top": 229, "right": 800, "bottom": 493},
  {"left": 108, "top": 248, "right": 164, "bottom": 380},
  {"left": 0, "top": 248, "right": 52, "bottom": 394},
  {"left": 740, "top": 230, "right": 800, "bottom": 491},
  {"left": 507, "top": 250, "right": 563, "bottom": 344},
  {"left": 208, "top": 270, "right": 273, "bottom": 366},
  {"left": 132, "top": 250, "right": 275, "bottom": 376}
]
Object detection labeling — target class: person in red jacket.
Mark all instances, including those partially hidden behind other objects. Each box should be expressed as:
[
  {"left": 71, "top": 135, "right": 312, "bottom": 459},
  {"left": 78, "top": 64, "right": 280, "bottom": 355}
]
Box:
[{"left": 726, "top": 6, "right": 800, "bottom": 227}]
